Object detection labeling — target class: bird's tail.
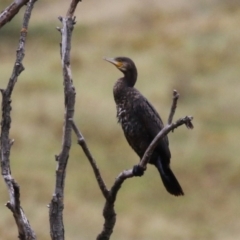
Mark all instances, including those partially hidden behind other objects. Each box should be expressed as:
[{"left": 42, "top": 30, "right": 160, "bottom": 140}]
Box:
[{"left": 155, "top": 157, "right": 184, "bottom": 196}]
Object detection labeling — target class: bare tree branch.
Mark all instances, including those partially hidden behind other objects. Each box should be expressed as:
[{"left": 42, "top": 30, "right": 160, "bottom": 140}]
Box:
[
  {"left": 139, "top": 121, "right": 193, "bottom": 169},
  {"left": 71, "top": 119, "right": 109, "bottom": 199},
  {"left": 96, "top": 169, "right": 134, "bottom": 240},
  {"left": 168, "top": 89, "right": 179, "bottom": 125},
  {"left": 67, "top": 0, "right": 82, "bottom": 18},
  {"left": 71, "top": 89, "right": 194, "bottom": 240},
  {"left": 0, "top": 0, "right": 37, "bottom": 239},
  {"left": 0, "top": 0, "right": 30, "bottom": 29},
  {"left": 71, "top": 117, "right": 118, "bottom": 240},
  {"left": 48, "top": 1, "right": 82, "bottom": 240}
]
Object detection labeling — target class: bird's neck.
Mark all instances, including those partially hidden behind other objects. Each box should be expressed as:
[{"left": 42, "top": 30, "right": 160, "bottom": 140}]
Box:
[
  {"left": 123, "top": 70, "right": 137, "bottom": 87},
  {"left": 113, "top": 70, "right": 138, "bottom": 103},
  {"left": 113, "top": 78, "right": 129, "bottom": 104}
]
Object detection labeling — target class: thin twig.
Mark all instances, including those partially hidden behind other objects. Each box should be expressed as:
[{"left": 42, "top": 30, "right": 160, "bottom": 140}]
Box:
[
  {"left": 48, "top": 1, "right": 81, "bottom": 240},
  {"left": 70, "top": 119, "right": 109, "bottom": 199},
  {"left": 0, "top": 0, "right": 30, "bottom": 29},
  {"left": 168, "top": 89, "right": 179, "bottom": 125},
  {"left": 0, "top": 0, "right": 37, "bottom": 239}
]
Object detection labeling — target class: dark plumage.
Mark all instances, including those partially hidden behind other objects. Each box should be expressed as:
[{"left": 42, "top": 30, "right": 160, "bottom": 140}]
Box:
[{"left": 104, "top": 56, "right": 184, "bottom": 196}]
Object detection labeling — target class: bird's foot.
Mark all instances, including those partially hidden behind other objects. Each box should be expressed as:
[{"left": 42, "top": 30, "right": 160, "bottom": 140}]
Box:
[{"left": 132, "top": 165, "right": 145, "bottom": 177}]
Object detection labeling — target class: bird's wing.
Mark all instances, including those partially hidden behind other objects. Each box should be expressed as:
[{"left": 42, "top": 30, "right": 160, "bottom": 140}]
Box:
[{"left": 134, "top": 95, "right": 171, "bottom": 159}]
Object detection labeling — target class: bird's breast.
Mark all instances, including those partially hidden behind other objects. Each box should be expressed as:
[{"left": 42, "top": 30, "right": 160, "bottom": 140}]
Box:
[
  {"left": 116, "top": 97, "right": 143, "bottom": 135},
  {"left": 116, "top": 104, "right": 129, "bottom": 126}
]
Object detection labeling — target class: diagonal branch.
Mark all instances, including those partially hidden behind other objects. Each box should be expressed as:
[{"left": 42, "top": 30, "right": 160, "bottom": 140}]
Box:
[
  {"left": 139, "top": 116, "right": 193, "bottom": 169},
  {"left": 67, "top": 0, "right": 82, "bottom": 18},
  {"left": 71, "top": 119, "right": 109, "bottom": 199},
  {"left": 48, "top": 1, "right": 81, "bottom": 240},
  {"left": 70, "top": 120, "right": 117, "bottom": 240},
  {"left": 0, "top": 0, "right": 37, "bottom": 239},
  {"left": 0, "top": 0, "right": 30, "bottom": 29}
]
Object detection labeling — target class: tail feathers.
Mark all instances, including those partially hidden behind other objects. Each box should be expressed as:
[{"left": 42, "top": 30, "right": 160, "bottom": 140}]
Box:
[{"left": 155, "top": 158, "right": 184, "bottom": 196}]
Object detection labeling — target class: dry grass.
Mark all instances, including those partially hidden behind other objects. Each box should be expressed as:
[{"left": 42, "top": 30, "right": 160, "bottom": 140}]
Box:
[{"left": 0, "top": 0, "right": 240, "bottom": 239}]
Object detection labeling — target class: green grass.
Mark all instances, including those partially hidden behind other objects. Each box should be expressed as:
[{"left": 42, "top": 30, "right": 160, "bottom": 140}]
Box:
[{"left": 1, "top": 1, "right": 240, "bottom": 239}]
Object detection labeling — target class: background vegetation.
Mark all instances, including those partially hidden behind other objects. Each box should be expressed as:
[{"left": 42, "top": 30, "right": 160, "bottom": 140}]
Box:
[{"left": 0, "top": 0, "right": 240, "bottom": 239}]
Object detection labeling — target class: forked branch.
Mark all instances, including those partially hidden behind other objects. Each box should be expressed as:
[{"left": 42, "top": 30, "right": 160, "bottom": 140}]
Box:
[{"left": 71, "top": 89, "right": 194, "bottom": 240}]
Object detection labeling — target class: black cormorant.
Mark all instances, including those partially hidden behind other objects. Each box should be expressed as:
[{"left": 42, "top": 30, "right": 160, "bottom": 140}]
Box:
[{"left": 104, "top": 56, "right": 184, "bottom": 196}]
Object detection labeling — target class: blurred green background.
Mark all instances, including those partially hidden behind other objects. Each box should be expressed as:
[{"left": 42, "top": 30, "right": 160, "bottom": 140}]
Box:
[{"left": 0, "top": 0, "right": 240, "bottom": 239}]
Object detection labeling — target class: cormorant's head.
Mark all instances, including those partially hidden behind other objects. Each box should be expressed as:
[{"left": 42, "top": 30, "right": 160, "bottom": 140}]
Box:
[
  {"left": 104, "top": 56, "right": 138, "bottom": 86},
  {"left": 104, "top": 56, "right": 134, "bottom": 72}
]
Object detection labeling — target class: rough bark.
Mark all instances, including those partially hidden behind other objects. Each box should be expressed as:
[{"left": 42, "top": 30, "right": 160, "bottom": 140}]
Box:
[
  {"left": 0, "top": 0, "right": 37, "bottom": 239},
  {"left": 0, "top": 0, "right": 30, "bottom": 29},
  {"left": 48, "top": 1, "right": 81, "bottom": 240}
]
